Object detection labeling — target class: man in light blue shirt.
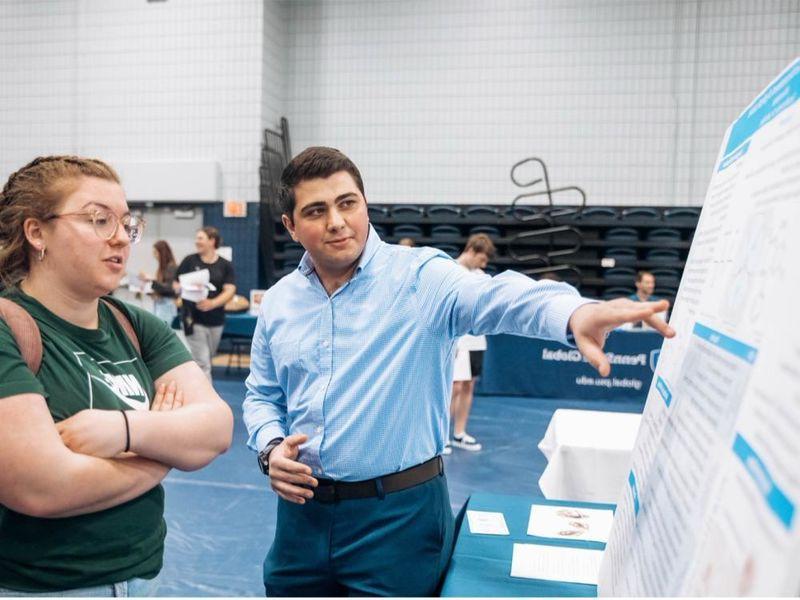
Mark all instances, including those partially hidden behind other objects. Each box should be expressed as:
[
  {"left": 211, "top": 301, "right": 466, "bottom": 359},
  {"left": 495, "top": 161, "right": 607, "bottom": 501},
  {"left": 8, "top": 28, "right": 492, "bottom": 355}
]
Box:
[{"left": 244, "top": 147, "right": 674, "bottom": 596}]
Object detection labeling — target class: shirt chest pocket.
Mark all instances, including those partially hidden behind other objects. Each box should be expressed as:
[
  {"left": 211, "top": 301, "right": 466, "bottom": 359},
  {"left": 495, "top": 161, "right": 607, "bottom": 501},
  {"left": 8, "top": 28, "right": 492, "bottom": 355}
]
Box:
[{"left": 270, "top": 336, "right": 319, "bottom": 383}]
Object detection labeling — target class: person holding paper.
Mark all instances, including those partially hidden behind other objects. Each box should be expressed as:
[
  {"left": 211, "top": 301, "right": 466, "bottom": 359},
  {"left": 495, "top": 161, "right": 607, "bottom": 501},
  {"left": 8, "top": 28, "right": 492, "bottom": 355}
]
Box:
[
  {"left": 243, "top": 146, "right": 675, "bottom": 597},
  {"left": 139, "top": 240, "right": 178, "bottom": 325},
  {"left": 0, "top": 156, "right": 233, "bottom": 595},
  {"left": 176, "top": 227, "right": 236, "bottom": 380}
]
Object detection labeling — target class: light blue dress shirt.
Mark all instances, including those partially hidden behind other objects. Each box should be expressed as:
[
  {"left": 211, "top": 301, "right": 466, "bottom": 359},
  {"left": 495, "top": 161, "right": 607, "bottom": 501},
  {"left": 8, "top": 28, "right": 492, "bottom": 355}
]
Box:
[{"left": 243, "top": 226, "right": 593, "bottom": 481}]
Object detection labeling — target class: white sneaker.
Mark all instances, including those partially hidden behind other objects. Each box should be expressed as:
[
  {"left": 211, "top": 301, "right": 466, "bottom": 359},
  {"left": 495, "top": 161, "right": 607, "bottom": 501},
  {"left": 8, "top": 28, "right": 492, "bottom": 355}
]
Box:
[
  {"left": 443, "top": 442, "right": 453, "bottom": 455},
  {"left": 452, "top": 432, "right": 482, "bottom": 452}
]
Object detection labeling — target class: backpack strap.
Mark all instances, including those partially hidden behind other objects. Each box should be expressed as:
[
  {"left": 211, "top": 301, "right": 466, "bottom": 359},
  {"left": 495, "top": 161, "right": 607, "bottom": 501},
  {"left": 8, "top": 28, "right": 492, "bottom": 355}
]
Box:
[
  {"left": 0, "top": 297, "right": 43, "bottom": 374},
  {"left": 100, "top": 298, "right": 141, "bottom": 356},
  {"left": 0, "top": 297, "right": 141, "bottom": 375}
]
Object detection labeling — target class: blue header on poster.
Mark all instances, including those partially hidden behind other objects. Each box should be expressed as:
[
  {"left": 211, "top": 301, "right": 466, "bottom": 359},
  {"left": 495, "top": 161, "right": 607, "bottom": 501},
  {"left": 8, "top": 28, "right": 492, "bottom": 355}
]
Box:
[
  {"left": 628, "top": 471, "right": 640, "bottom": 516},
  {"left": 693, "top": 322, "right": 758, "bottom": 364},
  {"left": 721, "top": 58, "right": 800, "bottom": 167},
  {"left": 718, "top": 141, "right": 750, "bottom": 171},
  {"left": 655, "top": 376, "right": 672, "bottom": 407},
  {"left": 733, "top": 433, "right": 795, "bottom": 530}
]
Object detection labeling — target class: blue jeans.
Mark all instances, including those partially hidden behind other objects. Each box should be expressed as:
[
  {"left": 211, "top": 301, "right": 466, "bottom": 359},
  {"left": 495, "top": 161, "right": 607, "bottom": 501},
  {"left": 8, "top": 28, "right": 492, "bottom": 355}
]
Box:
[
  {"left": 152, "top": 297, "right": 178, "bottom": 325},
  {"left": 264, "top": 472, "right": 455, "bottom": 596},
  {"left": 0, "top": 574, "right": 161, "bottom": 597}
]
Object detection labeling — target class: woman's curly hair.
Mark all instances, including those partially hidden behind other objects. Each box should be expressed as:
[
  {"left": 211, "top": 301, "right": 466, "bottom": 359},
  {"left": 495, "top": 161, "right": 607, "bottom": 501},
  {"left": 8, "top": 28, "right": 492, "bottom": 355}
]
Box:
[{"left": 0, "top": 156, "right": 120, "bottom": 287}]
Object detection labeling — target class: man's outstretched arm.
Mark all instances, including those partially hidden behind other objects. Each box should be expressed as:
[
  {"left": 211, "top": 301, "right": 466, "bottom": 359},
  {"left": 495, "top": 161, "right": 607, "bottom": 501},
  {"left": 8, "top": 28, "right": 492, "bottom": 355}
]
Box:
[{"left": 416, "top": 254, "right": 675, "bottom": 374}]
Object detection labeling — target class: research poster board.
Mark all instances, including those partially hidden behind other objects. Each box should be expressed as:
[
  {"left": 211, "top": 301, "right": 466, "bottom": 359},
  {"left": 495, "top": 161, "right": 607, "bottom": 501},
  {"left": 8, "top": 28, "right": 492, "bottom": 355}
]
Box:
[{"left": 598, "top": 58, "right": 800, "bottom": 596}]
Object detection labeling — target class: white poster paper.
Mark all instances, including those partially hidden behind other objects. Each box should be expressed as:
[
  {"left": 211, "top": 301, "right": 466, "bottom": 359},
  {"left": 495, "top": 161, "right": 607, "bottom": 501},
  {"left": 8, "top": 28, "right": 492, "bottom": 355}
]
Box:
[{"left": 598, "top": 58, "right": 800, "bottom": 597}]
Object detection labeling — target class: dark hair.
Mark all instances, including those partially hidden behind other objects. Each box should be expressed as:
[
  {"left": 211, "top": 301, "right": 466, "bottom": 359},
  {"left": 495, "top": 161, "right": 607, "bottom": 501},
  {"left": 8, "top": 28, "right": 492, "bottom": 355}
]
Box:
[
  {"left": 0, "top": 155, "right": 120, "bottom": 287},
  {"left": 278, "top": 147, "right": 365, "bottom": 219},
  {"left": 153, "top": 240, "right": 176, "bottom": 282},
  {"left": 636, "top": 270, "right": 653, "bottom": 283},
  {"left": 464, "top": 233, "right": 496, "bottom": 258},
  {"left": 199, "top": 226, "right": 222, "bottom": 249}
]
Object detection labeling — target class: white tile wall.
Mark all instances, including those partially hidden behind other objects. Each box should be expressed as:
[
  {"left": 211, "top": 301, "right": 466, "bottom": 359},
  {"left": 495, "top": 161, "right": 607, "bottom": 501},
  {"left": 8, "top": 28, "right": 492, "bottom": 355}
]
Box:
[
  {"left": 2, "top": 0, "right": 798, "bottom": 207},
  {"left": 262, "top": 0, "right": 287, "bottom": 129},
  {"left": 1, "top": 0, "right": 269, "bottom": 204},
  {"left": 0, "top": 1, "right": 77, "bottom": 174},
  {"left": 285, "top": 0, "right": 800, "bottom": 206}
]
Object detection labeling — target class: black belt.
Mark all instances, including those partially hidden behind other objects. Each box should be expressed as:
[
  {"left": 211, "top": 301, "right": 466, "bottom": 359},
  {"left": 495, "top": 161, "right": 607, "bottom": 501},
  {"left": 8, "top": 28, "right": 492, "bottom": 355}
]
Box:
[{"left": 312, "top": 456, "right": 444, "bottom": 503}]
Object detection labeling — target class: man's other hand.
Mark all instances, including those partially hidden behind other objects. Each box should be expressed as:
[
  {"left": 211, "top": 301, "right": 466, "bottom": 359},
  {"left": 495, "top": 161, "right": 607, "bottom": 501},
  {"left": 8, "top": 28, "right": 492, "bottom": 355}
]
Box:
[{"left": 268, "top": 433, "right": 318, "bottom": 504}]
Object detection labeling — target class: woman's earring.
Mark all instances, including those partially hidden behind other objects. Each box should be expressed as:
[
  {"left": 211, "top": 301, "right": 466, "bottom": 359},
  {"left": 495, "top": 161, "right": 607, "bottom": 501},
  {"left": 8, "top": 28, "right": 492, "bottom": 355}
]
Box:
[{"left": 38, "top": 246, "right": 46, "bottom": 262}]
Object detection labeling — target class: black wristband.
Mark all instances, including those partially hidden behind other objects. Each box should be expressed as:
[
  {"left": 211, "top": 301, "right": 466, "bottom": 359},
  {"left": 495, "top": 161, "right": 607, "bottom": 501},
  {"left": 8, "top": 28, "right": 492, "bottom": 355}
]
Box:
[
  {"left": 120, "top": 410, "right": 131, "bottom": 453},
  {"left": 257, "top": 437, "right": 284, "bottom": 475}
]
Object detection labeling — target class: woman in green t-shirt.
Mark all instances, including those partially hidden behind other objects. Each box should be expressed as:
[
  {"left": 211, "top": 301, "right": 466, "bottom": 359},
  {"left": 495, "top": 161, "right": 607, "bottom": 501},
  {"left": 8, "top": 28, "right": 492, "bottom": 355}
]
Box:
[{"left": 0, "top": 156, "right": 234, "bottom": 596}]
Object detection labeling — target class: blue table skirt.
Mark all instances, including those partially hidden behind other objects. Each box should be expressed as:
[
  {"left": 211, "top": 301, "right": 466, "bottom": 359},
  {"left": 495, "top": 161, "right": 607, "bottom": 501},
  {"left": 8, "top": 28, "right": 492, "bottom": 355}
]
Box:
[
  {"left": 222, "top": 313, "right": 257, "bottom": 338},
  {"left": 477, "top": 330, "right": 663, "bottom": 400},
  {"left": 170, "top": 313, "right": 257, "bottom": 338},
  {"left": 441, "top": 492, "right": 614, "bottom": 597}
]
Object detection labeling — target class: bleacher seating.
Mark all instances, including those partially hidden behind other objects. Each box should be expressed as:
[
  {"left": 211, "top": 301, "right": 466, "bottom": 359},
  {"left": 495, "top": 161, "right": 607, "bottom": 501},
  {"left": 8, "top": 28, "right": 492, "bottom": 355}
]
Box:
[{"left": 262, "top": 203, "right": 700, "bottom": 305}]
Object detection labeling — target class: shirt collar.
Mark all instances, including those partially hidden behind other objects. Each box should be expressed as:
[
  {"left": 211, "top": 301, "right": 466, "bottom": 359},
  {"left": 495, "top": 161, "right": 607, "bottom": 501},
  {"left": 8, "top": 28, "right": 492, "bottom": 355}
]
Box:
[
  {"left": 298, "top": 224, "right": 383, "bottom": 278},
  {"left": 355, "top": 224, "right": 382, "bottom": 274}
]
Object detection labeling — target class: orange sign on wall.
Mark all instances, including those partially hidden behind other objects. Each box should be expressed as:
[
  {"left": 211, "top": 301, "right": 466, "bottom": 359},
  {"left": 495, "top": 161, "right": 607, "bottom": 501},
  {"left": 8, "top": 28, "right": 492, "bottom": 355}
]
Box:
[{"left": 223, "top": 199, "right": 248, "bottom": 218}]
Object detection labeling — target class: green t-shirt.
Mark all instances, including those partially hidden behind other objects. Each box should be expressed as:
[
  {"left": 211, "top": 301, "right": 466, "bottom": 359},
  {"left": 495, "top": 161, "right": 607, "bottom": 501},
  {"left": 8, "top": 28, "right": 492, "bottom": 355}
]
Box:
[{"left": 0, "top": 289, "right": 192, "bottom": 592}]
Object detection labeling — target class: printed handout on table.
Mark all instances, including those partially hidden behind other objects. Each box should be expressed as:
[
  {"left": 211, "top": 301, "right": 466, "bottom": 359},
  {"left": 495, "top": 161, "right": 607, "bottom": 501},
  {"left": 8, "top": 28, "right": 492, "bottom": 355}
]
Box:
[{"left": 528, "top": 504, "right": 614, "bottom": 543}]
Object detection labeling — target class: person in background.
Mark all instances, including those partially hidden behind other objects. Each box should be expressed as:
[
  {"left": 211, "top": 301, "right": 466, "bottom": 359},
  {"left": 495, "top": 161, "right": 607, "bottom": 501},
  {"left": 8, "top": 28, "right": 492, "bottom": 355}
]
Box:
[
  {"left": 630, "top": 270, "right": 656, "bottom": 302},
  {"left": 398, "top": 237, "right": 415, "bottom": 247},
  {"left": 448, "top": 233, "right": 496, "bottom": 453},
  {"left": 0, "top": 156, "right": 233, "bottom": 596},
  {"left": 140, "top": 240, "right": 178, "bottom": 325},
  {"left": 176, "top": 227, "right": 236, "bottom": 381},
  {"left": 628, "top": 271, "right": 663, "bottom": 328},
  {"left": 243, "top": 146, "right": 674, "bottom": 596},
  {"left": 538, "top": 272, "right": 562, "bottom": 282}
]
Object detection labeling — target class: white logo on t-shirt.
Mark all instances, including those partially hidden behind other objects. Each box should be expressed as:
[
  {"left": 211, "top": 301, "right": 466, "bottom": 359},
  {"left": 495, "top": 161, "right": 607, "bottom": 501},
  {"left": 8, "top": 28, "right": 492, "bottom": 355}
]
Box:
[
  {"left": 73, "top": 352, "right": 150, "bottom": 410},
  {"left": 90, "top": 373, "right": 150, "bottom": 410}
]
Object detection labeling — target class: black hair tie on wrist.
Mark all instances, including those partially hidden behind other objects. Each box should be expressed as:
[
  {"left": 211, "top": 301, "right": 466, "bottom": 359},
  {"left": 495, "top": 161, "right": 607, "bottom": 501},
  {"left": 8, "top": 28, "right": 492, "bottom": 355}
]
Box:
[{"left": 120, "top": 410, "right": 131, "bottom": 453}]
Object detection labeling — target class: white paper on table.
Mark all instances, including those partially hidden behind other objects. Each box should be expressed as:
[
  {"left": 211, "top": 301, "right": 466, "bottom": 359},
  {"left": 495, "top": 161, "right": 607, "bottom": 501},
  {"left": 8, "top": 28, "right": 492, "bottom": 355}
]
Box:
[
  {"left": 510, "top": 543, "right": 604, "bottom": 585},
  {"left": 528, "top": 505, "right": 614, "bottom": 543},
  {"left": 179, "top": 270, "right": 215, "bottom": 302},
  {"left": 466, "top": 510, "right": 509, "bottom": 536}
]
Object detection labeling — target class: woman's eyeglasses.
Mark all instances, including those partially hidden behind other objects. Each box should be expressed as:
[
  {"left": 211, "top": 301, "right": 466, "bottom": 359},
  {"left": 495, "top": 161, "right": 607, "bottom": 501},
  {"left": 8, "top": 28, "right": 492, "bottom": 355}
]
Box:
[{"left": 46, "top": 210, "right": 146, "bottom": 244}]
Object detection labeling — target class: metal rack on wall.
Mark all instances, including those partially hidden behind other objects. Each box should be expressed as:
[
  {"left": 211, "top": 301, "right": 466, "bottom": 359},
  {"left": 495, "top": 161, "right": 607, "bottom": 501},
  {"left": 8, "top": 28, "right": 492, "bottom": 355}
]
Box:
[
  {"left": 505, "top": 156, "right": 587, "bottom": 287},
  {"left": 258, "top": 117, "right": 292, "bottom": 287}
]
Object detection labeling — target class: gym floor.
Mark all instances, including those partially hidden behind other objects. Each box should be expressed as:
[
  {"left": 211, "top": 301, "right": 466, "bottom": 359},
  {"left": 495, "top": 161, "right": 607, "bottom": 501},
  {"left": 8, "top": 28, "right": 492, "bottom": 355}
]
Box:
[{"left": 159, "top": 368, "right": 642, "bottom": 596}]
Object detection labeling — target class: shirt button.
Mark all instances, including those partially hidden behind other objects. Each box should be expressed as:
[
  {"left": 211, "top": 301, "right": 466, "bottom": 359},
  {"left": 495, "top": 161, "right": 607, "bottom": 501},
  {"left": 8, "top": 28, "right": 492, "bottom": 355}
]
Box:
[
  {"left": 321, "top": 340, "right": 329, "bottom": 348},
  {"left": 316, "top": 426, "right": 323, "bottom": 434}
]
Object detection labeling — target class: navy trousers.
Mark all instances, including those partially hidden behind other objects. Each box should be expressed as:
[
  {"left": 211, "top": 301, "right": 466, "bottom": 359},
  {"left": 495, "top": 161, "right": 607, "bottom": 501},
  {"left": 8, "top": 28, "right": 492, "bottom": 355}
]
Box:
[{"left": 263, "top": 472, "right": 455, "bottom": 597}]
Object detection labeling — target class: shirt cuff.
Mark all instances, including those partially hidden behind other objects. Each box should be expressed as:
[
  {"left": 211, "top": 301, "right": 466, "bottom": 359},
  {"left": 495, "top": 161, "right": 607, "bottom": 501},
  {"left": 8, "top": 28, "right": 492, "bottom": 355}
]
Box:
[
  {"left": 550, "top": 295, "right": 598, "bottom": 346},
  {"left": 254, "top": 424, "right": 288, "bottom": 453}
]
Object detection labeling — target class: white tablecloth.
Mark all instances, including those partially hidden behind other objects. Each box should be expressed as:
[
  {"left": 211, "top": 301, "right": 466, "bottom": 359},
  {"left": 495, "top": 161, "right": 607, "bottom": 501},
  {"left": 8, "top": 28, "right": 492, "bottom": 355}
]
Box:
[{"left": 538, "top": 409, "right": 641, "bottom": 504}]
